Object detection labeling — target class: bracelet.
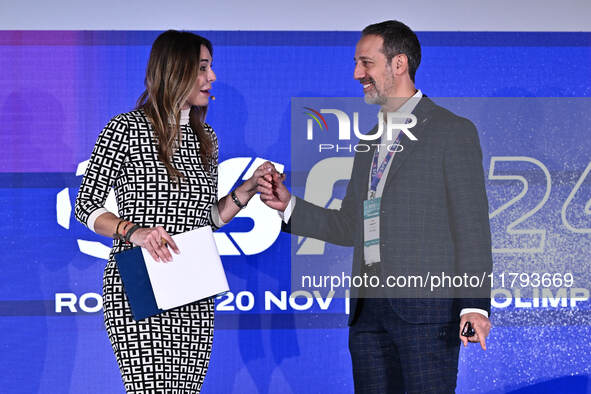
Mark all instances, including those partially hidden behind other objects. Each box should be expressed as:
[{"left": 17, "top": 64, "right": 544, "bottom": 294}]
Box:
[
  {"left": 122, "top": 221, "right": 133, "bottom": 233},
  {"left": 230, "top": 190, "right": 247, "bottom": 209},
  {"left": 124, "top": 224, "right": 141, "bottom": 244},
  {"left": 113, "top": 219, "right": 126, "bottom": 241}
]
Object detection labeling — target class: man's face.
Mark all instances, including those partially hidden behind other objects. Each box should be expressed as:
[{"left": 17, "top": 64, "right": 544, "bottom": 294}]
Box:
[{"left": 354, "top": 34, "right": 395, "bottom": 105}]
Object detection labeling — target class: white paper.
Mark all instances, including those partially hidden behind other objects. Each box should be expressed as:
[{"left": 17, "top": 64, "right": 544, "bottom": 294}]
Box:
[{"left": 142, "top": 226, "right": 229, "bottom": 310}]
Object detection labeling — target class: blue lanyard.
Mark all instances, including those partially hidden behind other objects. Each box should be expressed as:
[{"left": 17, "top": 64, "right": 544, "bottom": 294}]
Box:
[{"left": 369, "top": 133, "right": 403, "bottom": 198}]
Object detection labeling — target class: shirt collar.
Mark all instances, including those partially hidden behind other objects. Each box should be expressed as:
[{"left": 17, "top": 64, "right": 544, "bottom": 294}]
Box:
[
  {"left": 397, "top": 89, "right": 422, "bottom": 115},
  {"left": 380, "top": 89, "right": 422, "bottom": 143}
]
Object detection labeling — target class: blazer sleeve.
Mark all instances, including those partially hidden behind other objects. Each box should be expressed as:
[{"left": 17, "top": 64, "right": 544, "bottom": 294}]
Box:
[
  {"left": 443, "top": 118, "right": 492, "bottom": 313},
  {"left": 74, "top": 114, "right": 129, "bottom": 231},
  {"left": 283, "top": 152, "right": 364, "bottom": 247}
]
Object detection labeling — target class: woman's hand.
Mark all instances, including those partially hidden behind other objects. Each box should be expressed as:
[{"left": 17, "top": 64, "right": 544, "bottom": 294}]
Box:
[
  {"left": 243, "top": 161, "right": 278, "bottom": 194},
  {"left": 217, "top": 161, "right": 281, "bottom": 223},
  {"left": 128, "top": 226, "right": 180, "bottom": 263}
]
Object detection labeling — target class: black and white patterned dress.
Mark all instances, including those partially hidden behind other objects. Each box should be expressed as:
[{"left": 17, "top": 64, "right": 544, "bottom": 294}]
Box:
[{"left": 75, "top": 109, "right": 218, "bottom": 393}]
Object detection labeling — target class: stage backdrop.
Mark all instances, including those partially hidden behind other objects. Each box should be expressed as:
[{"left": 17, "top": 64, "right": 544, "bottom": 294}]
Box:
[{"left": 1, "top": 31, "right": 591, "bottom": 393}]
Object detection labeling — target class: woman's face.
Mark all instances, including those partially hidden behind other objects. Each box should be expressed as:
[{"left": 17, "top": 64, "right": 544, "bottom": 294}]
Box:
[{"left": 184, "top": 44, "right": 216, "bottom": 109}]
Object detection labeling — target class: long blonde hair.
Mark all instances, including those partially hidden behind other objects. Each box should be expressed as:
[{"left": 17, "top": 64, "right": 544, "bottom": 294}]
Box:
[{"left": 136, "top": 30, "right": 214, "bottom": 181}]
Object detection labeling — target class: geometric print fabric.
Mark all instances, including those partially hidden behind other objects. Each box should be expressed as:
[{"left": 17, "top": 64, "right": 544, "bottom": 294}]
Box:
[
  {"left": 104, "top": 263, "right": 214, "bottom": 393},
  {"left": 75, "top": 109, "right": 219, "bottom": 393}
]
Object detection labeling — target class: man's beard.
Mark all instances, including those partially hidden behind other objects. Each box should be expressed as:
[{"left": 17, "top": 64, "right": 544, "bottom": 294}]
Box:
[
  {"left": 363, "top": 82, "right": 387, "bottom": 105},
  {"left": 364, "top": 90, "right": 387, "bottom": 105}
]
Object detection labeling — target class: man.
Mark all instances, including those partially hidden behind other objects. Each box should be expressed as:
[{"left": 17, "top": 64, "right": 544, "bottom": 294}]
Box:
[{"left": 259, "top": 20, "right": 492, "bottom": 393}]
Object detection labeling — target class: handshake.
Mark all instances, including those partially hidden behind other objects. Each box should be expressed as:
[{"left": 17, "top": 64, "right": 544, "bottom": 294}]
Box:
[{"left": 253, "top": 162, "right": 291, "bottom": 213}]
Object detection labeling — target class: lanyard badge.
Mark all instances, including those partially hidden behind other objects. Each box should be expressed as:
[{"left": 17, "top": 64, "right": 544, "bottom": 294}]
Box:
[{"left": 364, "top": 133, "right": 403, "bottom": 264}]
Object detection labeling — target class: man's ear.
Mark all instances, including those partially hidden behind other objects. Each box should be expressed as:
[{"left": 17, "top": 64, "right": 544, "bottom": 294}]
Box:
[{"left": 392, "top": 53, "right": 408, "bottom": 75}]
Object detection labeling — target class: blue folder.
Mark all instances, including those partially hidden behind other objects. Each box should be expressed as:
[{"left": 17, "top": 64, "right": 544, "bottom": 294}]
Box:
[{"left": 114, "top": 247, "right": 165, "bottom": 321}]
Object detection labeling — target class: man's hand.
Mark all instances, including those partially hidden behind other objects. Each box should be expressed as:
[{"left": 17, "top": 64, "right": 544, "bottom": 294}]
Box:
[
  {"left": 258, "top": 171, "right": 291, "bottom": 212},
  {"left": 243, "top": 161, "right": 276, "bottom": 194},
  {"left": 459, "top": 313, "right": 491, "bottom": 350}
]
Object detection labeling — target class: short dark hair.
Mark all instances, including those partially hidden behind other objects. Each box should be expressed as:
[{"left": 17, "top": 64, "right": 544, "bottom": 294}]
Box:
[{"left": 362, "top": 20, "right": 421, "bottom": 82}]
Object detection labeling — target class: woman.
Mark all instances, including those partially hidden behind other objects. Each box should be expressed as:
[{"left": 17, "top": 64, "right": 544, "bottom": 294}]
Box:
[{"left": 74, "top": 30, "right": 273, "bottom": 393}]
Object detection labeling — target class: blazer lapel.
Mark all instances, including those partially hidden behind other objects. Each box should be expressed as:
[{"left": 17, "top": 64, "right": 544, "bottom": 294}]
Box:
[{"left": 382, "top": 96, "right": 436, "bottom": 192}]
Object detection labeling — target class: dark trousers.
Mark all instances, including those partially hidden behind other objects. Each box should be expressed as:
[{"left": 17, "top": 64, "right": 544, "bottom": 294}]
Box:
[{"left": 349, "top": 298, "right": 460, "bottom": 394}]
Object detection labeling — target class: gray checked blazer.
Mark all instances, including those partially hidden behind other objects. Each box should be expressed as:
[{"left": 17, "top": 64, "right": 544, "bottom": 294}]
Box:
[{"left": 284, "top": 96, "right": 493, "bottom": 325}]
